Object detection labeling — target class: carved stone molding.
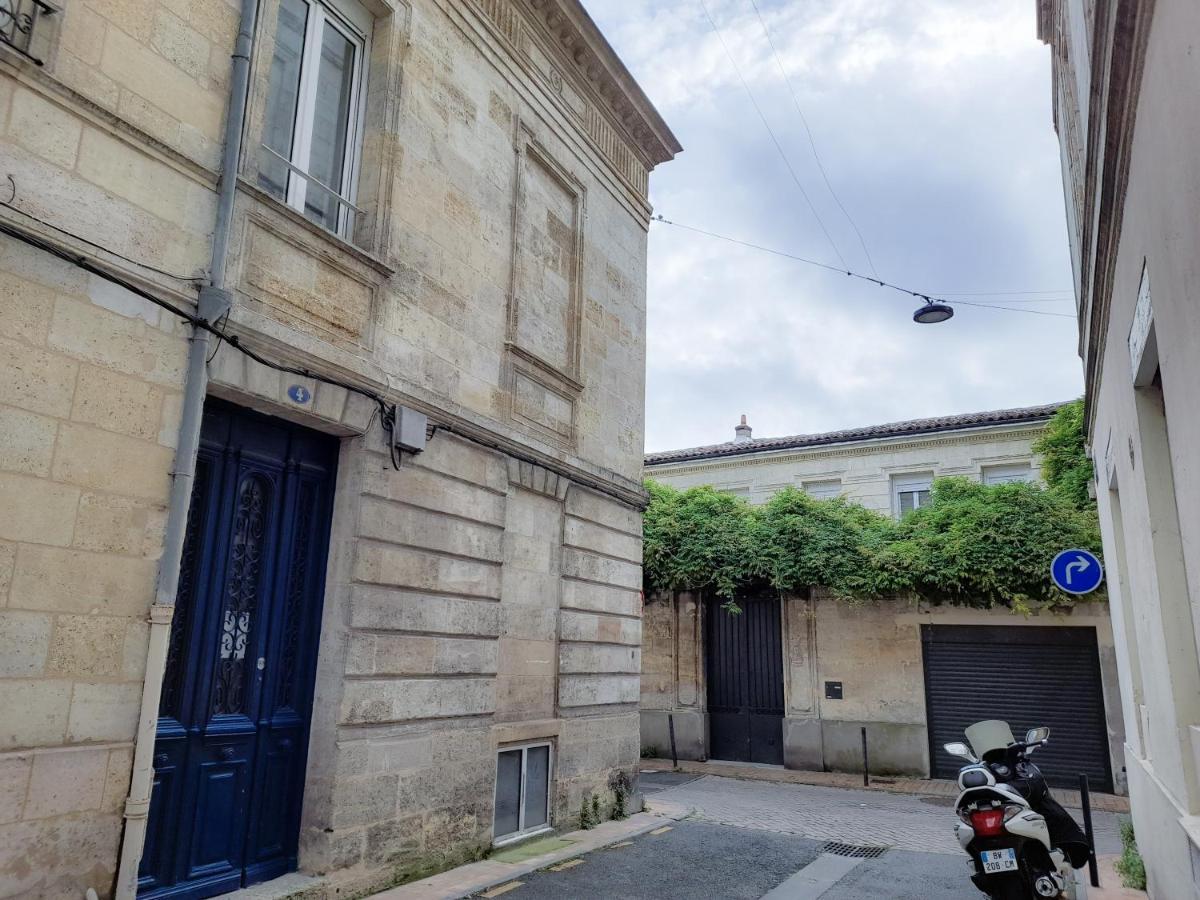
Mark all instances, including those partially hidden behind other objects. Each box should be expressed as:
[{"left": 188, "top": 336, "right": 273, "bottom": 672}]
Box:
[
  {"left": 508, "top": 458, "right": 571, "bottom": 499},
  {"left": 468, "top": 0, "right": 681, "bottom": 196}
]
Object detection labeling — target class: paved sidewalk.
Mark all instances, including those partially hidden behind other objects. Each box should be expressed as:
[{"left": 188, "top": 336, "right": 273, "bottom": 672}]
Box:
[
  {"left": 645, "top": 758, "right": 1131, "bottom": 813},
  {"left": 371, "top": 807, "right": 691, "bottom": 900}
]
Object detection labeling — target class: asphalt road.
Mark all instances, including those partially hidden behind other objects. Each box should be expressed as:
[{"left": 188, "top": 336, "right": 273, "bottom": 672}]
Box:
[
  {"left": 472, "top": 819, "right": 974, "bottom": 899},
  {"left": 466, "top": 772, "right": 1115, "bottom": 899}
]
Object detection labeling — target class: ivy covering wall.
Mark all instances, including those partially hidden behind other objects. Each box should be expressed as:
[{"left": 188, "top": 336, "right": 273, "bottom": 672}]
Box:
[{"left": 644, "top": 400, "right": 1103, "bottom": 612}]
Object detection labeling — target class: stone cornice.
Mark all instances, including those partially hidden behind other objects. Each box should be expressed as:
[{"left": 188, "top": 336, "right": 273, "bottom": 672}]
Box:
[
  {"left": 1081, "top": 0, "right": 1154, "bottom": 437},
  {"left": 645, "top": 424, "right": 1047, "bottom": 479},
  {"left": 526, "top": 0, "right": 681, "bottom": 167},
  {"left": 468, "top": 0, "right": 681, "bottom": 188}
]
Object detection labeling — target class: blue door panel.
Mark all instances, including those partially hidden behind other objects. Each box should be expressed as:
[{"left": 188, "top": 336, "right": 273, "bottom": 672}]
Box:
[
  {"left": 141, "top": 400, "right": 337, "bottom": 899},
  {"left": 190, "top": 764, "right": 244, "bottom": 872}
]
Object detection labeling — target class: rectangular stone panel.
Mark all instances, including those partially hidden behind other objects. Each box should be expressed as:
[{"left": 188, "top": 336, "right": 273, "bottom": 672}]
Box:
[
  {"left": 559, "top": 610, "right": 640, "bottom": 646},
  {"left": 564, "top": 516, "right": 642, "bottom": 564},
  {"left": 512, "top": 147, "right": 581, "bottom": 373},
  {"left": 362, "top": 463, "right": 506, "bottom": 528},
  {"left": 358, "top": 497, "right": 504, "bottom": 563},
  {"left": 346, "top": 634, "right": 498, "bottom": 677},
  {"left": 341, "top": 677, "right": 496, "bottom": 724},
  {"left": 565, "top": 488, "right": 642, "bottom": 536},
  {"left": 349, "top": 587, "right": 502, "bottom": 637},
  {"left": 353, "top": 543, "right": 501, "bottom": 599},
  {"left": 560, "top": 579, "right": 639, "bottom": 617},
  {"left": 558, "top": 674, "right": 639, "bottom": 707},
  {"left": 511, "top": 368, "right": 574, "bottom": 441},
  {"left": 559, "top": 642, "right": 641, "bottom": 675},
  {"left": 561, "top": 547, "right": 641, "bottom": 590},
  {"left": 241, "top": 219, "right": 373, "bottom": 342}
]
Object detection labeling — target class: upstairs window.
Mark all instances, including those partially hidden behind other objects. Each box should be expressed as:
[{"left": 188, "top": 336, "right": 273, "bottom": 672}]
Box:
[
  {"left": 259, "top": 0, "right": 368, "bottom": 237},
  {"left": 803, "top": 479, "right": 842, "bottom": 500},
  {"left": 893, "top": 473, "right": 933, "bottom": 518},
  {"left": 982, "top": 463, "right": 1034, "bottom": 485}
]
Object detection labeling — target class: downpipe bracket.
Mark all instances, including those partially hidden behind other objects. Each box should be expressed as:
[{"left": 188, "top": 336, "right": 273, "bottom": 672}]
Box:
[{"left": 198, "top": 285, "right": 233, "bottom": 322}]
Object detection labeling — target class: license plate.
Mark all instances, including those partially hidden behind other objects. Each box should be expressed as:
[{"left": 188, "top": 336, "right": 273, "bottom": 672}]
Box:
[{"left": 981, "top": 848, "right": 1018, "bottom": 873}]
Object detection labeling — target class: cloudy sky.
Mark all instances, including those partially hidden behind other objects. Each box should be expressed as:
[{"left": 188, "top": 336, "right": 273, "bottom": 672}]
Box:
[{"left": 584, "top": 0, "right": 1082, "bottom": 452}]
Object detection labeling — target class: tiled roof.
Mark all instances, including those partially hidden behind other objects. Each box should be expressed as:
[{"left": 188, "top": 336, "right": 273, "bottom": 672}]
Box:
[{"left": 644, "top": 402, "right": 1066, "bottom": 466}]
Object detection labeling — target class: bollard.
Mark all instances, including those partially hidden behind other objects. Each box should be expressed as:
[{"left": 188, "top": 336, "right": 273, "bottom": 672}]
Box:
[
  {"left": 669, "top": 713, "right": 678, "bottom": 769},
  {"left": 862, "top": 726, "right": 869, "bottom": 787},
  {"left": 1079, "top": 773, "right": 1100, "bottom": 888}
]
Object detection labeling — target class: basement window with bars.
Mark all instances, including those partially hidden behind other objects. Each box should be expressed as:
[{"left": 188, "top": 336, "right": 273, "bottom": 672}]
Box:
[
  {"left": 258, "top": 0, "right": 369, "bottom": 237},
  {"left": 494, "top": 743, "right": 552, "bottom": 844}
]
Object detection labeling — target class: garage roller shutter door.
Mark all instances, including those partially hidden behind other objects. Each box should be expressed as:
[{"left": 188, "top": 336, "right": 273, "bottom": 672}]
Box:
[{"left": 922, "top": 625, "right": 1113, "bottom": 792}]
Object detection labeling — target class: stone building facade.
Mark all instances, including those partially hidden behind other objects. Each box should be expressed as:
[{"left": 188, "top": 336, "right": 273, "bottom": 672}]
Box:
[
  {"left": 0, "top": 1, "right": 677, "bottom": 897},
  {"left": 642, "top": 407, "right": 1125, "bottom": 791},
  {"left": 1039, "top": 0, "right": 1200, "bottom": 895}
]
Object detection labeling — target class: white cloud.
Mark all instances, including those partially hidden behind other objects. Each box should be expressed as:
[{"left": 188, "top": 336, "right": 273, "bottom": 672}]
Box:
[{"left": 584, "top": 0, "right": 1082, "bottom": 451}]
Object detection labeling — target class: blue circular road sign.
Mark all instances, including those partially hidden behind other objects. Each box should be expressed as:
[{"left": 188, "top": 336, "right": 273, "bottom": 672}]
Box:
[{"left": 1051, "top": 549, "right": 1104, "bottom": 595}]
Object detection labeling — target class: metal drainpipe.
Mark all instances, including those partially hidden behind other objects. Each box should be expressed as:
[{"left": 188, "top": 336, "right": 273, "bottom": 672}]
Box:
[{"left": 113, "top": 0, "right": 258, "bottom": 895}]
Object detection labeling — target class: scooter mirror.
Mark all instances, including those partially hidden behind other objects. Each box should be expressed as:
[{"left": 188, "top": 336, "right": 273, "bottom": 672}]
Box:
[
  {"left": 1025, "top": 727, "right": 1050, "bottom": 743},
  {"left": 944, "top": 741, "right": 976, "bottom": 761}
]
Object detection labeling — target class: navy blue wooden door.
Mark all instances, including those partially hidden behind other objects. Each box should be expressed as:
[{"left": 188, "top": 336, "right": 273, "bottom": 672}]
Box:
[{"left": 139, "top": 401, "right": 337, "bottom": 899}]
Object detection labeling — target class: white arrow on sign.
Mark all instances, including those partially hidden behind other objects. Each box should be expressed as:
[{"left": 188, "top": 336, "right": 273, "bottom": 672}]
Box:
[{"left": 1064, "top": 556, "right": 1089, "bottom": 585}]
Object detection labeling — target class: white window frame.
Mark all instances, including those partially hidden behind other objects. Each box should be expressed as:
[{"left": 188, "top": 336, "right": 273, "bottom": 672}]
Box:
[
  {"left": 982, "top": 463, "right": 1034, "bottom": 485},
  {"left": 261, "top": 0, "right": 371, "bottom": 237},
  {"left": 803, "top": 479, "right": 843, "bottom": 500},
  {"left": 892, "top": 473, "right": 934, "bottom": 518},
  {"left": 493, "top": 742, "right": 553, "bottom": 846}
]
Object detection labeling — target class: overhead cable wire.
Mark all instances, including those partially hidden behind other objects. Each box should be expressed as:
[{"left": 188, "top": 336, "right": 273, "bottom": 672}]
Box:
[
  {"left": 698, "top": 0, "right": 849, "bottom": 270},
  {"left": 746, "top": 0, "right": 878, "bottom": 276},
  {"left": 0, "top": 220, "right": 650, "bottom": 503},
  {"left": 651, "top": 214, "right": 1077, "bottom": 318}
]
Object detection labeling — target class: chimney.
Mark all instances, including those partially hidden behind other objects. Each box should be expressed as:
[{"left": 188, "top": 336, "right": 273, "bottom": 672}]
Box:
[{"left": 734, "top": 414, "right": 752, "bottom": 442}]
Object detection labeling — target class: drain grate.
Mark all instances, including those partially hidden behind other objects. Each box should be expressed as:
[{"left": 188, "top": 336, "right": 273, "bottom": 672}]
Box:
[{"left": 821, "top": 841, "right": 888, "bottom": 859}]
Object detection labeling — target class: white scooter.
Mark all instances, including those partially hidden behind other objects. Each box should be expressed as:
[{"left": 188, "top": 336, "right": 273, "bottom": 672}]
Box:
[{"left": 947, "top": 721, "right": 1090, "bottom": 900}]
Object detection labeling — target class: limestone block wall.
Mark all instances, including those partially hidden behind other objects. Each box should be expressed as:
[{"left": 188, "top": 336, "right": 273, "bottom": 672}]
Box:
[
  {"left": 2, "top": 0, "right": 672, "bottom": 894},
  {"left": 640, "top": 593, "right": 1124, "bottom": 786},
  {"left": 287, "top": 424, "right": 644, "bottom": 891},
  {"left": 0, "top": 246, "right": 189, "bottom": 896}
]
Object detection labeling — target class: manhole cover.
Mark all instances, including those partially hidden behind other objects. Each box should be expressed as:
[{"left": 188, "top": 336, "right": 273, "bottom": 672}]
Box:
[{"left": 821, "top": 841, "right": 888, "bottom": 859}]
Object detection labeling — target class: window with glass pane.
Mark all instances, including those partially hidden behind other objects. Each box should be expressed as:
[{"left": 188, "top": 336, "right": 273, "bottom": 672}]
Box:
[
  {"left": 493, "top": 744, "right": 552, "bottom": 841},
  {"left": 893, "top": 474, "right": 933, "bottom": 518},
  {"left": 982, "top": 463, "right": 1033, "bottom": 485},
  {"left": 259, "top": 0, "right": 364, "bottom": 236},
  {"left": 803, "top": 479, "right": 842, "bottom": 500}
]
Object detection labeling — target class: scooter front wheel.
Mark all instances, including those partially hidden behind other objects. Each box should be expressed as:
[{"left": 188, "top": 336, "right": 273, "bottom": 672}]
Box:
[{"left": 984, "top": 874, "right": 1029, "bottom": 900}]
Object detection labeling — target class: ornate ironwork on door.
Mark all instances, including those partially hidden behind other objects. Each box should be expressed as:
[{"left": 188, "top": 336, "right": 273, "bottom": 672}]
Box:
[
  {"left": 211, "top": 475, "right": 269, "bottom": 717},
  {"left": 0, "top": 0, "right": 57, "bottom": 66}
]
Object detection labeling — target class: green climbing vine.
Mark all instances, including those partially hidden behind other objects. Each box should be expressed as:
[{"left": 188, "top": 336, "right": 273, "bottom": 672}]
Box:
[{"left": 644, "top": 473, "right": 1103, "bottom": 612}]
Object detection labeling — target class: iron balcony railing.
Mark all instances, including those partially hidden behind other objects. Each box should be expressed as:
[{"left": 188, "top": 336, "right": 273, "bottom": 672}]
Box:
[{"left": 1, "top": 0, "right": 56, "bottom": 66}]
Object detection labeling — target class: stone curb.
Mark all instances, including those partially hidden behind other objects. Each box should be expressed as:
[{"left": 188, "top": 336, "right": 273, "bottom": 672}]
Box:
[
  {"left": 645, "top": 759, "right": 1131, "bottom": 814},
  {"left": 370, "top": 804, "right": 696, "bottom": 900}
]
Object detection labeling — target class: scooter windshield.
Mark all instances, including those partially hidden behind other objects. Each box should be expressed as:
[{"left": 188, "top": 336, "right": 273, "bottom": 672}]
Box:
[{"left": 964, "top": 720, "right": 1016, "bottom": 759}]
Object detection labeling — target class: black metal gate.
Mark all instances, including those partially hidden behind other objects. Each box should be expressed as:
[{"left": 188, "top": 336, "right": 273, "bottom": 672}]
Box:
[
  {"left": 922, "top": 625, "right": 1113, "bottom": 791},
  {"left": 706, "top": 596, "right": 784, "bottom": 764}
]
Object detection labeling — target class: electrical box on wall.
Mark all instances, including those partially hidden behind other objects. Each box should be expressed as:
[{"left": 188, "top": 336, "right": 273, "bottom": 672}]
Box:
[
  {"left": 393, "top": 405, "right": 428, "bottom": 453},
  {"left": 825, "top": 681, "right": 843, "bottom": 700}
]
